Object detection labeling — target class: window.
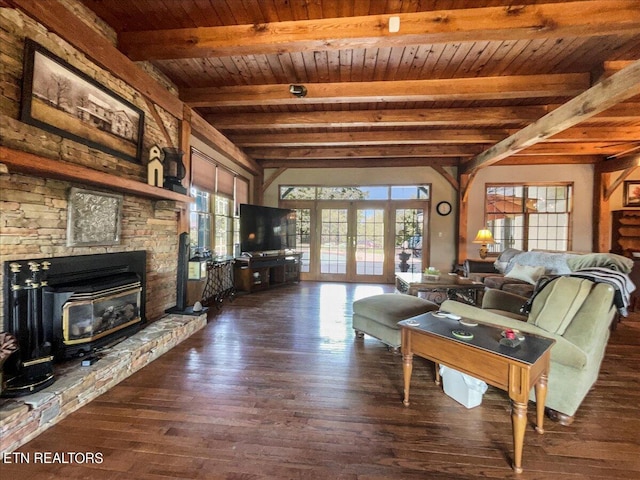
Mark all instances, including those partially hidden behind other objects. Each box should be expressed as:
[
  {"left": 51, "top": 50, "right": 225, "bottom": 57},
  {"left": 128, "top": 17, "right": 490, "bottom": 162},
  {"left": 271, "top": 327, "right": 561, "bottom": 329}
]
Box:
[
  {"left": 214, "top": 194, "right": 233, "bottom": 256},
  {"left": 189, "top": 187, "right": 211, "bottom": 256},
  {"left": 189, "top": 148, "right": 250, "bottom": 257},
  {"left": 485, "top": 184, "right": 572, "bottom": 253},
  {"left": 279, "top": 185, "right": 430, "bottom": 201}
]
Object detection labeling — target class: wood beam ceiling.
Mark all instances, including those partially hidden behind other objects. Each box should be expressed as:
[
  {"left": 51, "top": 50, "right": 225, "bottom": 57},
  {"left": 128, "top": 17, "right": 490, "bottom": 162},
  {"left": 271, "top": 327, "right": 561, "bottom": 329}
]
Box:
[
  {"left": 181, "top": 74, "right": 589, "bottom": 107},
  {"left": 118, "top": 1, "right": 640, "bottom": 61},
  {"left": 228, "top": 127, "right": 639, "bottom": 148},
  {"left": 231, "top": 130, "right": 508, "bottom": 147},
  {"left": 247, "top": 145, "right": 480, "bottom": 160},
  {"left": 463, "top": 59, "right": 640, "bottom": 173},
  {"left": 259, "top": 158, "right": 459, "bottom": 169},
  {"left": 209, "top": 103, "right": 640, "bottom": 131},
  {"left": 249, "top": 142, "right": 623, "bottom": 162}
]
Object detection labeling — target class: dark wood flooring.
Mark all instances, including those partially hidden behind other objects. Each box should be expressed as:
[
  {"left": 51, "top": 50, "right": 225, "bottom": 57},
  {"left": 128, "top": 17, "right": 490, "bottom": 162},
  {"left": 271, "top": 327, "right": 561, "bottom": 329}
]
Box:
[{"left": 3, "top": 282, "right": 640, "bottom": 479}]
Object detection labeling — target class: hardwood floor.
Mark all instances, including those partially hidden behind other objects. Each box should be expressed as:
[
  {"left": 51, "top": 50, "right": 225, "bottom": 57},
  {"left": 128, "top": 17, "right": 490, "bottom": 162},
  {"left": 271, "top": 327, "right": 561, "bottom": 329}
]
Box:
[{"left": 3, "top": 282, "right": 640, "bottom": 479}]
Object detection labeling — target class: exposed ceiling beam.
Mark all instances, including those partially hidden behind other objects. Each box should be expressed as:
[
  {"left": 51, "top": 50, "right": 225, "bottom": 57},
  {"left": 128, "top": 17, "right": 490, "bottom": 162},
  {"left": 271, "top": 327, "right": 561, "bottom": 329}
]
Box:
[
  {"left": 209, "top": 103, "right": 640, "bottom": 130},
  {"left": 188, "top": 108, "right": 262, "bottom": 175},
  {"left": 231, "top": 130, "right": 508, "bottom": 147},
  {"left": 182, "top": 74, "right": 589, "bottom": 107},
  {"left": 544, "top": 126, "right": 640, "bottom": 143},
  {"left": 228, "top": 127, "right": 639, "bottom": 147},
  {"left": 463, "top": 59, "right": 640, "bottom": 173},
  {"left": 259, "top": 158, "right": 459, "bottom": 169},
  {"left": 497, "top": 155, "right": 601, "bottom": 165},
  {"left": 512, "top": 142, "right": 631, "bottom": 155},
  {"left": 596, "top": 153, "right": 640, "bottom": 172},
  {"left": 247, "top": 145, "right": 482, "bottom": 160},
  {"left": 118, "top": 1, "right": 640, "bottom": 61}
]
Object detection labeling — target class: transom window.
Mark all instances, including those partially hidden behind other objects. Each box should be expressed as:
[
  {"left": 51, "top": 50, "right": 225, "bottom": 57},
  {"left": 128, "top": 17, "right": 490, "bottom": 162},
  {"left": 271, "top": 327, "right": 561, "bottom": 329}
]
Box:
[
  {"left": 280, "top": 185, "right": 430, "bottom": 200},
  {"left": 485, "top": 184, "right": 573, "bottom": 253}
]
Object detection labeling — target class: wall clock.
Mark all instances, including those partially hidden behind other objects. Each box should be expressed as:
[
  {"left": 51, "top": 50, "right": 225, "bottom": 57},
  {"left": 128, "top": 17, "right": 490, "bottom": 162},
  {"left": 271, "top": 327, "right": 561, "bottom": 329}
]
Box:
[{"left": 436, "top": 201, "right": 452, "bottom": 216}]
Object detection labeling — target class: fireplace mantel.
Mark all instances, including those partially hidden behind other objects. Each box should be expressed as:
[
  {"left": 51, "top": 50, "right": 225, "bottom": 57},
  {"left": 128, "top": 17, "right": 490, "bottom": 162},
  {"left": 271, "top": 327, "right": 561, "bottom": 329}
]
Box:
[{"left": 0, "top": 146, "right": 193, "bottom": 203}]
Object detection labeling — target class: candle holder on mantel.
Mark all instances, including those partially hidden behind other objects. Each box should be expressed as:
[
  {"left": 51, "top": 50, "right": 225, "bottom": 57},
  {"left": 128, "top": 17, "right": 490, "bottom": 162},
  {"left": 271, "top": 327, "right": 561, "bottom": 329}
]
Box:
[{"left": 162, "top": 147, "right": 187, "bottom": 195}]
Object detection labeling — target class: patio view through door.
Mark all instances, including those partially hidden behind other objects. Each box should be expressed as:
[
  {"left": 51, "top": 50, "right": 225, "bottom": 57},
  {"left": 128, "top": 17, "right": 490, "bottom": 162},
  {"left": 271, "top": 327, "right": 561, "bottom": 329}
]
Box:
[
  {"left": 281, "top": 185, "right": 430, "bottom": 283},
  {"left": 318, "top": 203, "right": 386, "bottom": 282}
]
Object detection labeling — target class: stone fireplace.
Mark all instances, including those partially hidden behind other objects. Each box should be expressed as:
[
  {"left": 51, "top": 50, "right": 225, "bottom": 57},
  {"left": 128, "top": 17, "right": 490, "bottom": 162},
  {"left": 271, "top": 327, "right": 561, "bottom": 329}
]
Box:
[{"left": 2, "top": 251, "right": 146, "bottom": 396}]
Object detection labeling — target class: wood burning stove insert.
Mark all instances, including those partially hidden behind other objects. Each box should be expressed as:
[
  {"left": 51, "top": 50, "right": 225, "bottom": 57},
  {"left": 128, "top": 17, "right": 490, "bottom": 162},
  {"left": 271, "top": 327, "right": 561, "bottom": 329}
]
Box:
[{"left": 2, "top": 251, "right": 146, "bottom": 397}]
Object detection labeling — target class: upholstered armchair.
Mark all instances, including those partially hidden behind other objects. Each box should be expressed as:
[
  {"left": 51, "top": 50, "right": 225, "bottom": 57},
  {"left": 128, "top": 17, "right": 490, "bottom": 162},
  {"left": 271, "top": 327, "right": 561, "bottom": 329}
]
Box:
[{"left": 440, "top": 276, "right": 616, "bottom": 425}]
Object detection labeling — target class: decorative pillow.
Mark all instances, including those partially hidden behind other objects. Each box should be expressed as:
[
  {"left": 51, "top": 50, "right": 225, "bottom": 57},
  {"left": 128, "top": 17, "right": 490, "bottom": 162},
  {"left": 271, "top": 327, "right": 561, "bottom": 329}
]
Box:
[
  {"left": 567, "top": 253, "right": 633, "bottom": 274},
  {"left": 504, "top": 263, "right": 546, "bottom": 285},
  {"left": 493, "top": 248, "right": 522, "bottom": 274}
]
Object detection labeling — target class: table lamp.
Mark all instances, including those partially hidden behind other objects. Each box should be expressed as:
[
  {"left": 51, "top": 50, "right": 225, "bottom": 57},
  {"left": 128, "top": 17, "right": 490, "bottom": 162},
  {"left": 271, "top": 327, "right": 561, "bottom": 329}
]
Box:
[{"left": 472, "top": 229, "right": 495, "bottom": 259}]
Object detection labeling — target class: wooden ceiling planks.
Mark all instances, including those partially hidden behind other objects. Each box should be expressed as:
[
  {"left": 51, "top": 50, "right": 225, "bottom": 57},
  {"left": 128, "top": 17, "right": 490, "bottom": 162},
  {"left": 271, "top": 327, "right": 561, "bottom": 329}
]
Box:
[{"left": 73, "top": 0, "right": 640, "bottom": 169}]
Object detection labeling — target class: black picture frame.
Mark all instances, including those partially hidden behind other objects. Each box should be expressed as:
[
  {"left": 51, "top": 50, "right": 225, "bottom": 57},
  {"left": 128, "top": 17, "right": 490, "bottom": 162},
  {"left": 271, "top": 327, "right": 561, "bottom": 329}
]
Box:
[
  {"left": 20, "top": 39, "right": 144, "bottom": 164},
  {"left": 624, "top": 181, "right": 640, "bottom": 207}
]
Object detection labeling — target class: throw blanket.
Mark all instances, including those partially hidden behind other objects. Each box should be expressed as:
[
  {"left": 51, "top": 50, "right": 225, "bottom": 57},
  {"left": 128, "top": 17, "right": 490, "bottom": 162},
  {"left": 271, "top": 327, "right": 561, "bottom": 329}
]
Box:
[
  {"left": 521, "top": 268, "right": 636, "bottom": 317},
  {"left": 569, "top": 267, "right": 636, "bottom": 317}
]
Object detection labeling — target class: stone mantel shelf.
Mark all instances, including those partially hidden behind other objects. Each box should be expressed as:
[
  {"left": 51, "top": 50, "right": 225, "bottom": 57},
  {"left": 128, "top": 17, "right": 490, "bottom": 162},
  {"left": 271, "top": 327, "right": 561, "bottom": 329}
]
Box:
[{"left": 0, "top": 146, "right": 193, "bottom": 203}]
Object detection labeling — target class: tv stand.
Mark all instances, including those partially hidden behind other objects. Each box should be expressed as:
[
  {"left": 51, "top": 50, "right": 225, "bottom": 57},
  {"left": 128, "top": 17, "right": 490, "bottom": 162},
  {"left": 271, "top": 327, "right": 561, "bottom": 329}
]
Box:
[{"left": 234, "top": 253, "right": 301, "bottom": 293}]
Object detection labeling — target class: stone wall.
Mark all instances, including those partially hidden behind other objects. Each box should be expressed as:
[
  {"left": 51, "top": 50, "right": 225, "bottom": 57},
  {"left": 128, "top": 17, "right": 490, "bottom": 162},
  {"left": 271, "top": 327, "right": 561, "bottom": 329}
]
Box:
[{"left": 0, "top": 3, "right": 184, "bottom": 322}]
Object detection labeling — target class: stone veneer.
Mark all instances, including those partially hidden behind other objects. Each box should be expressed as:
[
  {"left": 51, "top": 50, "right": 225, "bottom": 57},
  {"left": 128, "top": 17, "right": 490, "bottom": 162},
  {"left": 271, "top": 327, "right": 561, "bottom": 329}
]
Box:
[
  {"left": 0, "top": 3, "right": 184, "bottom": 322},
  {"left": 0, "top": 313, "right": 207, "bottom": 454}
]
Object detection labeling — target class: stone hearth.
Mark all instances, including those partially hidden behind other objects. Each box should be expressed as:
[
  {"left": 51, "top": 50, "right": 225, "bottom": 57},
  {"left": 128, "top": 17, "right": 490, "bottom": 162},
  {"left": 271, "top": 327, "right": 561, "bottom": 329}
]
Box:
[{"left": 0, "top": 313, "right": 206, "bottom": 453}]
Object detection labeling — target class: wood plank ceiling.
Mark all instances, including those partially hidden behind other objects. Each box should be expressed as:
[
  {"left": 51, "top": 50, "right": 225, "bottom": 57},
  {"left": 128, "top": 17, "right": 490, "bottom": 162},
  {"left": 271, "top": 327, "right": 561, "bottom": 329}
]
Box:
[{"left": 79, "top": 0, "right": 640, "bottom": 173}]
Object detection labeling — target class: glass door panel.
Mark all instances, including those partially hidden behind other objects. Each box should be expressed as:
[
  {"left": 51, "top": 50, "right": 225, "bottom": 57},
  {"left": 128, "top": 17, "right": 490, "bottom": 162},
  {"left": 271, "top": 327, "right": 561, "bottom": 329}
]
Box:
[
  {"left": 320, "top": 208, "right": 348, "bottom": 278},
  {"left": 355, "top": 208, "right": 385, "bottom": 279},
  {"left": 394, "top": 208, "right": 424, "bottom": 274},
  {"left": 293, "top": 208, "right": 311, "bottom": 273},
  {"left": 283, "top": 200, "right": 427, "bottom": 283}
]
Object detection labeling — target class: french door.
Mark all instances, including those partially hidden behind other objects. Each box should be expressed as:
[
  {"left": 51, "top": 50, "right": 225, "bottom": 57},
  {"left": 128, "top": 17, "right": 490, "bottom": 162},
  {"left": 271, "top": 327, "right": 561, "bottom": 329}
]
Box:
[
  {"left": 287, "top": 201, "right": 427, "bottom": 283},
  {"left": 316, "top": 202, "right": 386, "bottom": 282}
]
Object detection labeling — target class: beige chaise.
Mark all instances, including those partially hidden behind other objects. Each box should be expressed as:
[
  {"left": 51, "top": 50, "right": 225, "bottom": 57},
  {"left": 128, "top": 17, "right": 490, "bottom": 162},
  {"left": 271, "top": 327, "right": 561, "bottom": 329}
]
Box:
[{"left": 440, "top": 276, "right": 616, "bottom": 424}]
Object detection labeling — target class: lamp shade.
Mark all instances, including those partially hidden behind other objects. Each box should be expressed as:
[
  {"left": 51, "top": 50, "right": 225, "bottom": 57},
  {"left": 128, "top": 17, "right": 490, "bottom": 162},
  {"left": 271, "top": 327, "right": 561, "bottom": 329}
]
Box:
[{"left": 472, "top": 229, "right": 495, "bottom": 244}]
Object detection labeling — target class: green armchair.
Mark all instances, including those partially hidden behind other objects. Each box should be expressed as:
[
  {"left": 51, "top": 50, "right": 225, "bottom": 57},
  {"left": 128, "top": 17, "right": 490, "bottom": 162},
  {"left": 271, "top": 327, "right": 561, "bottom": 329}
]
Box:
[{"left": 440, "top": 276, "right": 616, "bottom": 425}]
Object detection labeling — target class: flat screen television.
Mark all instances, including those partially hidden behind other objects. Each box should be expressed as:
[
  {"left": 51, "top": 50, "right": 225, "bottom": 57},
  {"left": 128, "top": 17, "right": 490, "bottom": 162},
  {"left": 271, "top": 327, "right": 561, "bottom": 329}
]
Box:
[{"left": 239, "top": 204, "right": 296, "bottom": 254}]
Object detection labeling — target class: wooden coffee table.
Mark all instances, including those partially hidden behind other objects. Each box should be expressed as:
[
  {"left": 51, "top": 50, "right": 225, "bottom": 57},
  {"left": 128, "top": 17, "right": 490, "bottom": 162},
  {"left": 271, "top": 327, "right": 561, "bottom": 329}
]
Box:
[
  {"left": 395, "top": 272, "right": 485, "bottom": 305},
  {"left": 399, "top": 312, "right": 555, "bottom": 473}
]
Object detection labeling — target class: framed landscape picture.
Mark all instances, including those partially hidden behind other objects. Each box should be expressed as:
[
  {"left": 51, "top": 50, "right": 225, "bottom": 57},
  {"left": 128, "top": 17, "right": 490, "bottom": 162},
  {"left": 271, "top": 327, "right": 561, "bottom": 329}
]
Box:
[
  {"left": 20, "top": 39, "right": 144, "bottom": 163},
  {"left": 624, "top": 181, "right": 640, "bottom": 207}
]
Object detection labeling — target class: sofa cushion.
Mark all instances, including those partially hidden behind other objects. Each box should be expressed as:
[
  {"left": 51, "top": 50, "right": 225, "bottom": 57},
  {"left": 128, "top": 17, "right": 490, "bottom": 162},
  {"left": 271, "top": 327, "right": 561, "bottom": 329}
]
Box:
[
  {"left": 483, "top": 275, "right": 529, "bottom": 290},
  {"left": 353, "top": 294, "right": 437, "bottom": 328},
  {"left": 501, "top": 282, "right": 535, "bottom": 297},
  {"left": 441, "top": 299, "right": 588, "bottom": 369},
  {"left": 530, "top": 277, "right": 593, "bottom": 335},
  {"left": 505, "top": 263, "right": 546, "bottom": 284}
]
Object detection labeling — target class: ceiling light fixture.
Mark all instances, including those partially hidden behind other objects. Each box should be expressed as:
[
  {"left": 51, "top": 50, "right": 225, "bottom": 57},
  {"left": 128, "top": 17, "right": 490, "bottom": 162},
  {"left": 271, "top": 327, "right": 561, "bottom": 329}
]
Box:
[{"left": 289, "top": 84, "right": 307, "bottom": 98}]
